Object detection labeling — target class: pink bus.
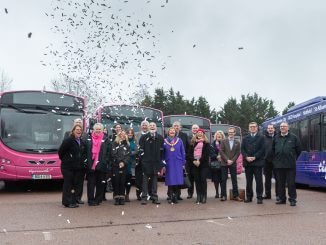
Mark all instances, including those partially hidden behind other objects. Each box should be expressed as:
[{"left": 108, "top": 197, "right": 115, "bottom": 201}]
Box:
[{"left": 0, "top": 90, "right": 85, "bottom": 182}]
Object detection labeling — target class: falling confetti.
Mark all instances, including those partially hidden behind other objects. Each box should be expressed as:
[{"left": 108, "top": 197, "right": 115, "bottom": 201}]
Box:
[
  {"left": 121, "top": 211, "right": 124, "bottom": 216},
  {"left": 145, "top": 224, "right": 152, "bottom": 229},
  {"left": 67, "top": 219, "right": 71, "bottom": 224}
]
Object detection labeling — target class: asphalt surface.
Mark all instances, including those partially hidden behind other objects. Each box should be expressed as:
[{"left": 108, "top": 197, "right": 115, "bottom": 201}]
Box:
[{"left": 0, "top": 174, "right": 325, "bottom": 245}]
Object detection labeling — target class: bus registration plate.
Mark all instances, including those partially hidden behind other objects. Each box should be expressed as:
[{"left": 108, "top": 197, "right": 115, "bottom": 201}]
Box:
[{"left": 32, "top": 174, "right": 52, "bottom": 180}]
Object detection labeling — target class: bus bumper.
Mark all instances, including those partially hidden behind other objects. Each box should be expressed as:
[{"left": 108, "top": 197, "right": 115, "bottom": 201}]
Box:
[{"left": 0, "top": 164, "right": 63, "bottom": 180}]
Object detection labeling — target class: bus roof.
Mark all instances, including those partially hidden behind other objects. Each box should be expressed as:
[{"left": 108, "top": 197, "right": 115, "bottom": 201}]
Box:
[
  {"left": 96, "top": 104, "right": 163, "bottom": 113},
  {"left": 0, "top": 90, "right": 84, "bottom": 100},
  {"left": 287, "top": 96, "right": 326, "bottom": 113},
  {"left": 262, "top": 96, "right": 326, "bottom": 128}
]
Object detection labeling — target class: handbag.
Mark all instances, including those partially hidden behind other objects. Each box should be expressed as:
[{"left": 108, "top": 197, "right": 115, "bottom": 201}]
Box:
[
  {"left": 180, "top": 172, "right": 192, "bottom": 189},
  {"left": 210, "top": 160, "right": 221, "bottom": 170}
]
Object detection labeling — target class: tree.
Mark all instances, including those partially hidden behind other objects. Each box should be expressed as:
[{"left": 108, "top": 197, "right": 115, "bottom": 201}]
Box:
[
  {"left": 0, "top": 68, "right": 13, "bottom": 92},
  {"left": 282, "top": 102, "right": 295, "bottom": 115},
  {"left": 218, "top": 93, "right": 278, "bottom": 134},
  {"left": 194, "top": 96, "right": 211, "bottom": 118}
]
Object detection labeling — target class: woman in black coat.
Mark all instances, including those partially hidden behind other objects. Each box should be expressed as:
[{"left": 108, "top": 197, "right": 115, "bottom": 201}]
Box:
[
  {"left": 58, "top": 124, "right": 87, "bottom": 208},
  {"left": 210, "top": 130, "right": 225, "bottom": 198},
  {"left": 187, "top": 128, "right": 210, "bottom": 204},
  {"left": 85, "top": 123, "right": 111, "bottom": 206},
  {"left": 111, "top": 130, "right": 130, "bottom": 205}
]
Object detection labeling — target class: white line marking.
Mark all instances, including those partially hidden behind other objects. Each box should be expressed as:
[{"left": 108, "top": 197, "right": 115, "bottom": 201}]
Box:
[{"left": 42, "top": 232, "right": 53, "bottom": 241}]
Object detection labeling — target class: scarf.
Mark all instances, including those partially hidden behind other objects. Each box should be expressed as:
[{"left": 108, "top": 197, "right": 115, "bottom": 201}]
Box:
[
  {"left": 194, "top": 139, "right": 204, "bottom": 159},
  {"left": 91, "top": 132, "right": 104, "bottom": 170},
  {"left": 167, "top": 136, "right": 176, "bottom": 144}
]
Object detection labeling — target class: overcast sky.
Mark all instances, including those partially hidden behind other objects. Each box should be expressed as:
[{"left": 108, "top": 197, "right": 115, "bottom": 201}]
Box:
[{"left": 1, "top": 0, "right": 326, "bottom": 113}]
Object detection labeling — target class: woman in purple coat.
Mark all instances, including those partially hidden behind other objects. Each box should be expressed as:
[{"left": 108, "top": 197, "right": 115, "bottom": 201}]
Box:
[{"left": 163, "top": 128, "right": 186, "bottom": 204}]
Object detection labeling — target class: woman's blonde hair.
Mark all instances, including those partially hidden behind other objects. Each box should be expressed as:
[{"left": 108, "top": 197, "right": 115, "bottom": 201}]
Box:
[
  {"left": 115, "top": 130, "right": 130, "bottom": 145},
  {"left": 191, "top": 131, "right": 209, "bottom": 145},
  {"left": 214, "top": 130, "right": 225, "bottom": 141}
]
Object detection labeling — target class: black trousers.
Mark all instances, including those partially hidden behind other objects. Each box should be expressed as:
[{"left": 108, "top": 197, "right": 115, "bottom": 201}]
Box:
[
  {"left": 193, "top": 167, "right": 208, "bottom": 197},
  {"left": 186, "top": 163, "right": 195, "bottom": 196},
  {"left": 275, "top": 168, "right": 296, "bottom": 202},
  {"left": 113, "top": 168, "right": 126, "bottom": 198},
  {"left": 61, "top": 168, "right": 82, "bottom": 206},
  {"left": 245, "top": 166, "right": 263, "bottom": 200},
  {"left": 135, "top": 164, "right": 143, "bottom": 194},
  {"left": 87, "top": 170, "right": 106, "bottom": 203},
  {"left": 221, "top": 164, "right": 239, "bottom": 198},
  {"left": 264, "top": 160, "right": 279, "bottom": 197},
  {"left": 142, "top": 173, "right": 158, "bottom": 200},
  {"left": 75, "top": 169, "right": 86, "bottom": 201}
]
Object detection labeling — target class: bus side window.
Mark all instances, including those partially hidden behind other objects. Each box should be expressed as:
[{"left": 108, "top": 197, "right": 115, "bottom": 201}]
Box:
[
  {"left": 309, "top": 116, "right": 321, "bottom": 151},
  {"left": 299, "top": 119, "right": 309, "bottom": 152},
  {"left": 322, "top": 114, "right": 326, "bottom": 151}
]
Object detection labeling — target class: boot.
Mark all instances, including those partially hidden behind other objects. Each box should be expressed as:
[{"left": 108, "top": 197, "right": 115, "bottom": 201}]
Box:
[
  {"left": 136, "top": 190, "right": 142, "bottom": 201},
  {"left": 114, "top": 197, "right": 119, "bottom": 205},
  {"left": 196, "top": 194, "right": 201, "bottom": 204},
  {"left": 125, "top": 193, "right": 130, "bottom": 202},
  {"left": 214, "top": 182, "right": 220, "bottom": 198},
  {"left": 202, "top": 193, "right": 207, "bottom": 204},
  {"left": 119, "top": 197, "right": 125, "bottom": 205},
  {"left": 172, "top": 193, "right": 178, "bottom": 204}
]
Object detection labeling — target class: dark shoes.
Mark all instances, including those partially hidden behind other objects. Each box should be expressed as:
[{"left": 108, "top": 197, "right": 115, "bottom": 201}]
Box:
[
  {"left": 290, "top": 201, "right": 296, "bottom": 207},
  {"left": 201, "top": 195, "right": 207, "bottom": 204},
  {"left": 125, "top": 194, "right": 130, "bottom": 202},
  {"left": 275, "top": 200, "right": 286, "bottom": 204},
  {"left": 88, "top": 201, "right": 99, "bottom": 206},
  {"left": 215, "top": 194, "right": 220, "bottom": 198},
  {"left": 152, "top": 199, "right": 160, "bottom": 205},
  {"left": 220, "top": 196, "right": 227, "bottom": 201},
  {"left": 141, "top": 199, "right": 147, "bottom": 205},
  {"left": 263, "top": 195, "right": 271, "bottom": 200},
  {"left": 177, "top": 196, "right": 183, "bottom": 201},
  {"left": 187, "top": 194, "right": 193, "bottom": 199},
  {"left": 64, "top": 204, "right": 79, "bottom": 208},
  {"left": 119, "top": 198, "right": 125, "bottom": 205},
  {"left": 257, "top": 199, "right": 263, "bottom": 204},
  {"left": 76, "top": 199, "right": 84, "bottom": 204},
  {"left": 114, "top": 198, "right": 120, "bottom": 205},
  {"left": 244, "top": 198, "right": 252, "bottom": 203}
]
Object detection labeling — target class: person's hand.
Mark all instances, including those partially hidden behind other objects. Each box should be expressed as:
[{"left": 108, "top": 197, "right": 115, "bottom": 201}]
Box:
[
  {"left": 119, "top": 162, "right": 124, "bottom": 168},
  {"left": 227, "top": 160, "right": 233, "bottom": 165}
]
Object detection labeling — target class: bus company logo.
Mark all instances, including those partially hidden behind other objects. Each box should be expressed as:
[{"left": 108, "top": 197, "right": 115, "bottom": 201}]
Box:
[
  {"left": 287, "top": 113, "right": 301, "bottom": 120},
  {"left": 28, "top": 160, "right": 56, "bottom": 165},
  {"left": 318, "top": 161, "right": 326, "bottom": 180}
]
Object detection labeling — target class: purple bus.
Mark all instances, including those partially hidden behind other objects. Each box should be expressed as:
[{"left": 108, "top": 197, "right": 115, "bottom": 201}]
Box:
[
  {"left": 0, "top": 90, "right": 85, "bottom": 182},
  {"left": 262, "top": 96, "right": 326, "bottom": 187}
]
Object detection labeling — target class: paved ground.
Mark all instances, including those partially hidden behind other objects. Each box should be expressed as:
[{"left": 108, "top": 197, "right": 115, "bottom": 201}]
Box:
[{"left": 0, "top": 174, "right": 325, "bottom": 244}]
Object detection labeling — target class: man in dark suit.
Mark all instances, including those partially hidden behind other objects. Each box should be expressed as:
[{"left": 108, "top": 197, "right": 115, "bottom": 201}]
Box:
[
  {"left": 139, "top": 122, "right": 164, "bottom": 205},
  {"left": 219, "top": 127, "right": 243, "bottom": 201},
  {"left": 241, "top": 122, "right": 265, "bottom": 204}
]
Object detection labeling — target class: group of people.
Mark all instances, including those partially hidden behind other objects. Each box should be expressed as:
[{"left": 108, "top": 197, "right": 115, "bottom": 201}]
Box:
[{"left": 58, "top": 118, "right": 301, "bottom": 208}]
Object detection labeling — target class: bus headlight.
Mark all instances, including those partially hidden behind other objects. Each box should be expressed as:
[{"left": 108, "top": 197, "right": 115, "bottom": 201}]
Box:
[{"left": 1, "top": 158, "right": 11, "bottom": 164}]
